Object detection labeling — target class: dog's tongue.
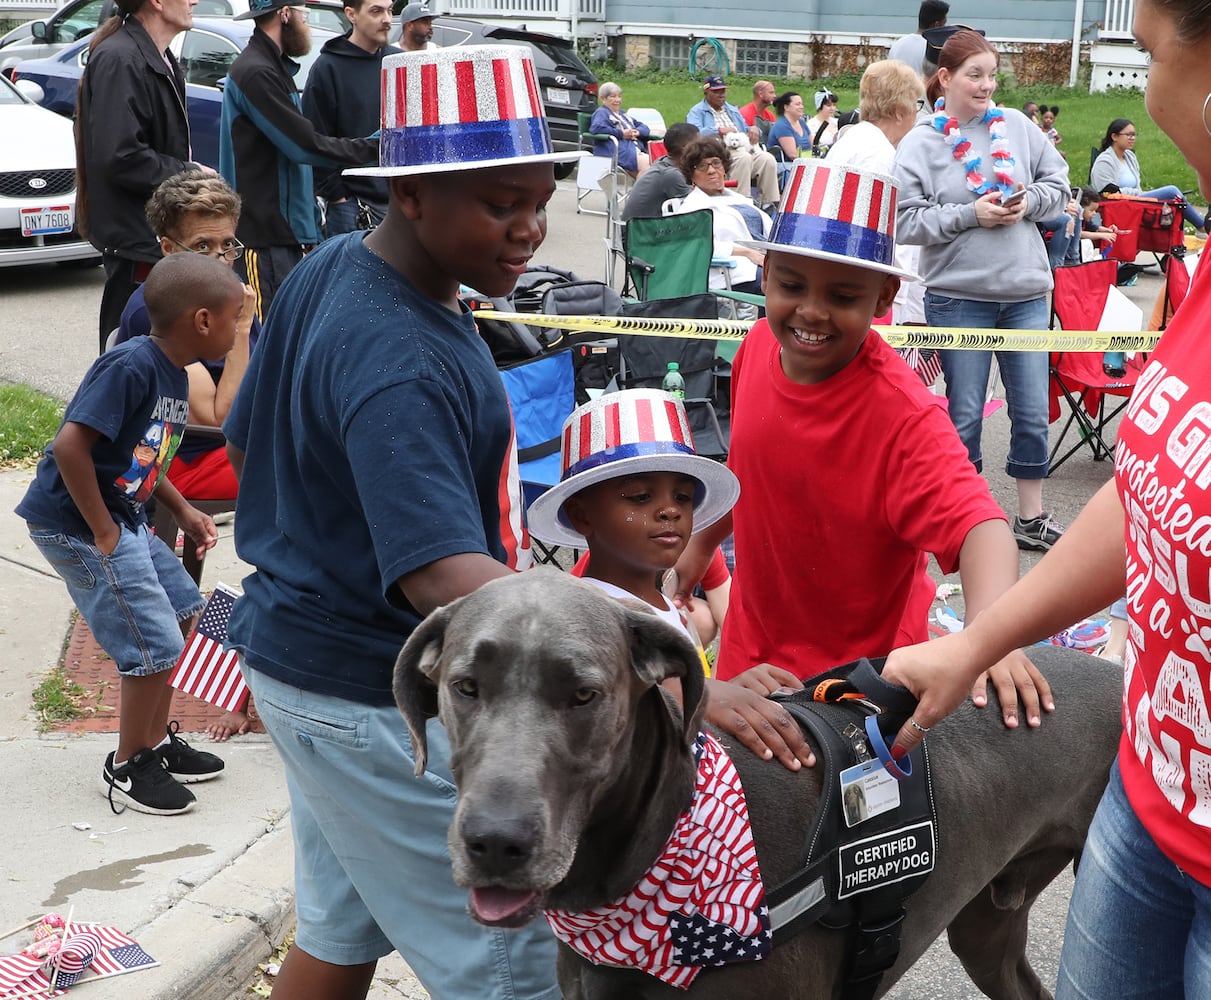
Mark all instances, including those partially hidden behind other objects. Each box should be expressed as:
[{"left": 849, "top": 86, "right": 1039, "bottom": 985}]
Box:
[{"left": 470, "top": 887, "right": 540, "bottom": 924}]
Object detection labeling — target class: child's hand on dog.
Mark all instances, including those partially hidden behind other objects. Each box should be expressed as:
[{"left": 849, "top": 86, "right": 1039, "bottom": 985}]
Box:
[
  {"left": 704, "top": 678, "right": 816, "bottom": 771},
  {"left": 731, "top": 662, "right": 804, "bottom": 697}
]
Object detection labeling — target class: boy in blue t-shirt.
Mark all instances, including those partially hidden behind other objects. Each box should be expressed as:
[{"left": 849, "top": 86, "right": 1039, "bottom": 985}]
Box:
[
  {"left": 16, "top": 253, "right": 245, "bottom": 816},
  {"left": 218, "top": 46, "right": 580, "bottom": 1000}
]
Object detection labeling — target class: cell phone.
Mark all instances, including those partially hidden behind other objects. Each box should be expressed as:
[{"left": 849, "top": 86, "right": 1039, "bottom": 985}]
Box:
[{"left": 1000, "top": 187, "right": 1027, "bottom": 207}]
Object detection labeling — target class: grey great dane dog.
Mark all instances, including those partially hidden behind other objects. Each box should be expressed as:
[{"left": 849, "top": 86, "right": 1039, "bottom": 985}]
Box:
[{"left": 395, "top": 570, "right": 1123, "bottom": 999}]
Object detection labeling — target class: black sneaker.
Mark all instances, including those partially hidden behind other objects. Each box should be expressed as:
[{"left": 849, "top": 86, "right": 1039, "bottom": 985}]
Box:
[
  {"left": 1013, "top": 512, "right": 1066, "bottom": 551},
  {"left": 158, "top": 721, "right": 225, "bottom": 783},
  {"left": 101, "top": 749, "right": 196, "bottom": 815}
]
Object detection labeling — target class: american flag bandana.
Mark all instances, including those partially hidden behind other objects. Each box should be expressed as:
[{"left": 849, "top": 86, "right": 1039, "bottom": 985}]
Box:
[
  {"left": 168, "top": 583, "right": 247, "bottom": 712},
  {"left": 546, "top": 733, "right": 772, "bottom": 989},
  {"left": 0, "top": 920, "right": 158, "bottom": 997}
]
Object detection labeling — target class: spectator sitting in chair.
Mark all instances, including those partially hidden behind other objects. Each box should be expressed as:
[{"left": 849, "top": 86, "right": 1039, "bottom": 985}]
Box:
[
  {"left": 1090, "top": 118, "right": 1207, "bottom": 230},
  {"left": 686, "top": 75, "right": 781, "bottom": 211},
  {"left": 675, "top": 136, "right": 771, "bottom": 297},
  {"left": 807, "top": 87, "right": 841, "bottom": 154},
  {"left": 621, "top": 121, "right": 696, "bottom": 221},
  {"left": 738, "top": 80, "right": 777, "bottom": 144},
  {"left": 767, "top": 91, "right": 812, "bottom": 166},
  {"left": 1043, "top": 186, "right": 1121, "bottom": 269},
  {"left": 589, "top": 82, "right": 651, "bottom": 178}
]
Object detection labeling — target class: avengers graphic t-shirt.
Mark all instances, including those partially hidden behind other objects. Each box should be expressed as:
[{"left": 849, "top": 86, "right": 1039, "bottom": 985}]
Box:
[
  {"left": 1115, "top": 250, "right": 1211, "bottom": 885},
  {"left": 16, "top": 337, "right": 188, "bottom": 539}
]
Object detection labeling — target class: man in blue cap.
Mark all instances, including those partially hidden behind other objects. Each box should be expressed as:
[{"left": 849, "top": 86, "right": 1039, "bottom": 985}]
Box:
[{"left": 686, "top": 75, "right": 780, "bottom": 211}]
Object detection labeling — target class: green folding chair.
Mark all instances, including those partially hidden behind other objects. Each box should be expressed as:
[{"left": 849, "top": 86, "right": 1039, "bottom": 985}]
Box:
[{"left": 623, "top": 209, "right": 714, "bottom": 300}]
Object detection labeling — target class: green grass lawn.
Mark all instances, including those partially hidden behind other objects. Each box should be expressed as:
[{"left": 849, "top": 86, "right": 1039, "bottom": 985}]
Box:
[
  {"left": 596, "top": 67, "right": 1200, "bottom": 198},
  {"left": 0, "top": 382, "right": 62, "bottom": 466}
]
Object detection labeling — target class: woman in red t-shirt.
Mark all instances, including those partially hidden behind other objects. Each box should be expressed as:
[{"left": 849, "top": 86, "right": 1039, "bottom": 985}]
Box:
[{"left": 882, "top": 5, "right": 1211, "bottom": 993}]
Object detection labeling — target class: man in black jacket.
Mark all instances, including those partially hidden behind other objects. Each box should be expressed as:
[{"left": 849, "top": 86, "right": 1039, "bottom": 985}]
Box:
[
  {"left": 220, "top": 0, "right": 378, "bottom": 320},
  {"left": 302, "top": 0, "right": 399, "bottom": 238},
  {"left": 77, "top": 0, "right": 214, "bottom": 353}
]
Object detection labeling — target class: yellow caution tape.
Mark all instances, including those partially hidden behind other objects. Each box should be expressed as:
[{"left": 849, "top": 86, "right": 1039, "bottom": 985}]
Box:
[{"left": 475, "top": 310, "right": 1164, "bottom": 352}]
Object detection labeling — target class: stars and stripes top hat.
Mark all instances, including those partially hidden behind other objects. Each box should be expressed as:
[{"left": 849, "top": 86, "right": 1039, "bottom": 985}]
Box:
[
  {"left": 346, "top": 45, "right": 584, "bottom": 178},
  {"left": 738, "top": 160, "right": 920, "bottom": 280},
  {"left": 526, "top": 389, "right": 740, "bottom": 548}
]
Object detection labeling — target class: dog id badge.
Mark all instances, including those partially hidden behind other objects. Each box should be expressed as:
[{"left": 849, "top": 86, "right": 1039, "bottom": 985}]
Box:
[{"left": 840, "top": 759, "right": 901, "bottom": 828}]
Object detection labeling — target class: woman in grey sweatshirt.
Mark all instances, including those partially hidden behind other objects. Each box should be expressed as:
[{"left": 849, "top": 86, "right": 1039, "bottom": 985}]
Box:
[
  {"left": 1090, "top": 118, "right": 1206, "bottom": 229},
  {"left": 892, "top": 29, "right": 1069, "bottom": 553}
]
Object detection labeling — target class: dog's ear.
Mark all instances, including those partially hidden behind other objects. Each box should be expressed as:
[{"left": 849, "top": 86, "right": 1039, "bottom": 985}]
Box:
[
  {"left": 393, "top": 600, "right": 458, "bottom": 776},
  {"left": 622, "top": 608, "right": 708, "bottom": 745}
]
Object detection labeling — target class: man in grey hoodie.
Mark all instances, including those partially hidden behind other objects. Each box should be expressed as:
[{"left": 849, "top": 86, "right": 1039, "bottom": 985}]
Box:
[{"left": 303, "top": 0, "right": 400, "bottom": 237}]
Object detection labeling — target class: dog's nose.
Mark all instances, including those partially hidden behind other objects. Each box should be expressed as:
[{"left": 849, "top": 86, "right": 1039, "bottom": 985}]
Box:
[{"left": 460, "top": 816, "right": 536, "bottom": 877}]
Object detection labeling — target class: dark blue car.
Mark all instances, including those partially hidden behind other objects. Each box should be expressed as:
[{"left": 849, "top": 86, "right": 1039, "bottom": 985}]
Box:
[{"left": 12, "top": 17, "right": 338, "bottom": 170}]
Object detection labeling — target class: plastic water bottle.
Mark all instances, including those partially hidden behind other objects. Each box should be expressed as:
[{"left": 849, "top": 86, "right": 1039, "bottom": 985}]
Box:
[{"left": 661, "top": 362, "right": 685, "bottom": 398}]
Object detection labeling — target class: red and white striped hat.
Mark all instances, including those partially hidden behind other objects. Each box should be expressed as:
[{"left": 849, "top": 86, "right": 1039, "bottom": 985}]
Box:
[
  {"left": 526, "top": 389, "right": 740, "bottom": 548},
  {"left": 739, "top": 160, "right": 920, "bottom": 280},
  {"left": 347, "top": 45, "right": 583, "bottom": 178}
]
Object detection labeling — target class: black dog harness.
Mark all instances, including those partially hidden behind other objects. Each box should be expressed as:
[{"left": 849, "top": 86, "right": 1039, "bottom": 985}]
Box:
[{"left": 764, "top": 658, "right": 938, "bottom": 1000}]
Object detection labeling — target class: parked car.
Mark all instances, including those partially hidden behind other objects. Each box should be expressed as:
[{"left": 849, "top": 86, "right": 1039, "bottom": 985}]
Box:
[
  {"left": 0, "top": 0, "right": 348, "bottom": 77},
  {"left": 12, "top": 17, "right": 340, "bottom": 168},
  {"left": 404, "top": 17, "right": 598, "bottom": 176},
  {"left": 0, "top": 73, "right": 98, "bottom": 267}
]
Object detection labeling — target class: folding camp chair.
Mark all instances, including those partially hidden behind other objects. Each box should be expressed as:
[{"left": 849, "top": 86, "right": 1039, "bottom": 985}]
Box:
[
  {"left": 613, "top": 293, "right": 732, "bottom": 457},
  {"left": 498, "top": 349, "right": 578, "bottom": 565},
  {"left": 1047, "top": 258, "right": 1144, "bottom": 474},
  {"left": 577, "top": 111, "right": 631, "bottom": 285},
  {"left": 1099, "top": 195, "right": 1186, "bottom": 271},
  {"left": 623, "top": 209, "right": 713, "bottom": 300}
]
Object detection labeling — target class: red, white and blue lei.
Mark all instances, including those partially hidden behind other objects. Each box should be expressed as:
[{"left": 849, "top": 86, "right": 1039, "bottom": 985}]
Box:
[{"left": 932, "top": 97, "right": 1016, "bottom": 197}]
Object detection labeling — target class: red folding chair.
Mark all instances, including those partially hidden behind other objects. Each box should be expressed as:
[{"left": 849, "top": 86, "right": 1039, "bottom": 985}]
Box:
[
  {"left": 1047, "top": 258, "right": 1145, "bottom": 473},
  {"left": 1098, "top": 195, "right": 1186, "bottom": 269}
]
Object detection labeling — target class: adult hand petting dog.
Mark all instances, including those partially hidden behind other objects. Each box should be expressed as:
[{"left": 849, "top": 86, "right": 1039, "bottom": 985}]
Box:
[
  {"left": 704, "top": 678, "right": 816, "bottom": 771},
  {"left": 882, "top": 632, "right": 987, "bottom": 755},
  {"left": 971, "top": 648, "right": 1055, "bottom": 729}
]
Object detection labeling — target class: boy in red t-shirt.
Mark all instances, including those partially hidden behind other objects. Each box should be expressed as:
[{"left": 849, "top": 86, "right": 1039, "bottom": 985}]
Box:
[{"left": 674, "top": 159, "right": 1053, "bottom": 732}]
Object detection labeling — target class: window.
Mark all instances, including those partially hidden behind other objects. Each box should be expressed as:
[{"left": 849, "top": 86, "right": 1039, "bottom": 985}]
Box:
[
  {"left": 651, "top": 37, "right": 690, "bottom": 72},
  {"left": 179, "top": 30, "right": 239, "bottom": 90},
  {"left": 734, "top": 39, "right": 788, "bottom": 77},
  {"left": 52, "top": 0, "right": 107, "bottom": 44}
]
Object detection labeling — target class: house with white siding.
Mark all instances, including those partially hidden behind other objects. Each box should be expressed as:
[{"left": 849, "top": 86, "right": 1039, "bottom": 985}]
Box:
[{"left": 442, "top": 0, "right": 1143, "bottom": 89}]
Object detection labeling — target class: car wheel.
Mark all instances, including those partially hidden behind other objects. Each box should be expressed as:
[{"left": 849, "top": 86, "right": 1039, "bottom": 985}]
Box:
[{"left": 553, "top": 162, "right": 576, "bottom": 181}]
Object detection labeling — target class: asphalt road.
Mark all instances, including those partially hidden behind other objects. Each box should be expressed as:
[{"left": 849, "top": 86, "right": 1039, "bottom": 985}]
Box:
[{"left": 2, "top": 176, "right": 1150, "bottom": 998}]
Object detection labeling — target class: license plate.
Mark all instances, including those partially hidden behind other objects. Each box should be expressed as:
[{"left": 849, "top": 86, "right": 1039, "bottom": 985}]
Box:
[
  {"left": 545, "top": 87, "right": 572, "bottom": 106},
  {"left": 22, "top": 204, "right": 73, "bottom": 237}
]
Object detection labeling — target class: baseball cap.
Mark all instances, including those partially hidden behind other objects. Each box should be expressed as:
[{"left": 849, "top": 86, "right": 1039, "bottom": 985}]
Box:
[
  {"left": 922, "top": 24, "right": 985, "bottom": 65},
  {"left": 703, "top": 75, "right": 727, "bottom": 91},
  {"left": 233, "top": 0, "right": 297, "bottom": 20},
  {"left": 399, "top": 1, "right": 434, "bottom": 23}
]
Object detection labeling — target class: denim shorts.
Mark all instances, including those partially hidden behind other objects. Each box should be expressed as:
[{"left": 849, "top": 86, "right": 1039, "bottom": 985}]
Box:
[
  {"left": 244, "top": 666, "right": 561, "bottom": 1000},
  {"left": 27, "top": 522, "right": 204, "bottom": 677}
]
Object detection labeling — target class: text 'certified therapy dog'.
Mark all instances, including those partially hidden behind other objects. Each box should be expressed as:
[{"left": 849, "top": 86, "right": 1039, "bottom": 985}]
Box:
[{"left": 395, "top": 572, "right": 1122, "bottom": 999}]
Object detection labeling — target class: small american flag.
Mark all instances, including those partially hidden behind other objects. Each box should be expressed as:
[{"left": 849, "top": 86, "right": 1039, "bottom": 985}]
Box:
[
  {"left": 0, "top": 921, "right": 158, "bottom": 998},
  {"left": 169, "top": 583, "right": 247, "bottom": 713}
]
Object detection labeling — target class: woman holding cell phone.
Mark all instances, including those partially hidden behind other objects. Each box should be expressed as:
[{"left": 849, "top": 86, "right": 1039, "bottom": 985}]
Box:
[{"left": 893, "top": 29, "right": 1070, "bottom": 552}]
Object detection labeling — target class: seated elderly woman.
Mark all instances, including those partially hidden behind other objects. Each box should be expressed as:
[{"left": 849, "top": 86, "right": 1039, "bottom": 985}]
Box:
[
  {"left": 1090, "top": 117, "right": 1206, "bottom": 230},
  {"left": 588, "top": 82, "right": 651, "bottom": 177},
  {"left": 676, "top": 136, "right": 771, "bottom": 297}
]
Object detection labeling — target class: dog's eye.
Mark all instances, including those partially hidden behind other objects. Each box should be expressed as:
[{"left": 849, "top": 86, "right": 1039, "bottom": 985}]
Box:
[
  {"left": 571, "top": 688, "right": 597, "bottom": 707},
  {"left": 453, "top": 679, "right": 478, "bottom": 699}
]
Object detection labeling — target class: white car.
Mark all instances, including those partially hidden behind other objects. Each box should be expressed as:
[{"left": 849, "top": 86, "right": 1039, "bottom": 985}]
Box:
[{"left": 0, "top": 73, "right": 97, "bottom": 267}]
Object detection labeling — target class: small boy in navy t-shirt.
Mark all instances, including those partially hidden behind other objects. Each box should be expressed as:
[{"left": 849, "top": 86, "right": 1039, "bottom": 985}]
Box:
[{"left": 16, "top": 252, "right": 245, "bottom": 816}]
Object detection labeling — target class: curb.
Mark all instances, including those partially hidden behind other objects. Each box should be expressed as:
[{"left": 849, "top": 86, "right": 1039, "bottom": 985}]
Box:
[{"left": 72, "top": 817, "right": 295, "bottom": 1000}]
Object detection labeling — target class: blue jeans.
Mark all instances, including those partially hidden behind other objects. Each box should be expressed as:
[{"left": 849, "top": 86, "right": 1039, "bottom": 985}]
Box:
[
  {"left": 1056, "top": 760, "right": 1211, "bottom": 999},
  {"left": 1043, "top": 215, "right": 1081, "bottom": 269},
  {"left": 27, "top": 522, "right": 204, "bottom": 676},
  {"left": 245, "top": 667, "right": 560, "bottom": 1000},
  {"left": 1139, "top": 185, "right": 1205, "bottom": 229},
  {"left": 924, "top": 293, "right": 1051, "bottom": 479},
  {"left": 323, "top": 198, "right": 386, "bottom": 239}
]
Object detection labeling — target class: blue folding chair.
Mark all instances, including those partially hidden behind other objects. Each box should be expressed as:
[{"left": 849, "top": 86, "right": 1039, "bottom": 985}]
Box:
[{"left": 499, "top": 349, "right": 577, "bottom": 565}]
